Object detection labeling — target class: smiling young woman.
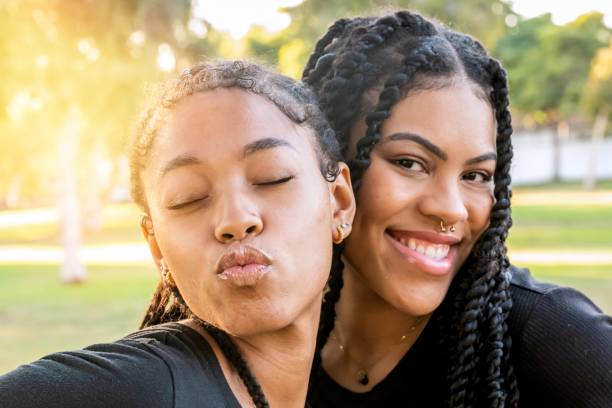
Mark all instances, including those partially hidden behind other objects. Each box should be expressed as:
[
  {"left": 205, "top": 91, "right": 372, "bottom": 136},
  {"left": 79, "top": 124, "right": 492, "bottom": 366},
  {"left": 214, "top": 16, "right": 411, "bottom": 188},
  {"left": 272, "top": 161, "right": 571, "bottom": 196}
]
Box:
[
  {"left": 0, "top": 61, "right": 356, "bottom": 408},
  {"left": 303, "top": 10, "right": 612, "bottom": 407}
]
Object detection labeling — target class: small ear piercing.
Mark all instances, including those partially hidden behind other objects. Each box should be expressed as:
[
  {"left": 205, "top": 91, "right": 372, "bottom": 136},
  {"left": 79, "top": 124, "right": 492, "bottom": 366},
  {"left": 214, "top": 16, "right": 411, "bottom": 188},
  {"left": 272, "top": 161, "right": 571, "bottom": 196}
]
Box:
[
  {"left": 140, "top": 215, "right": 155, "bottom": 236},
  {"left": 333, "top": 223, "right": 351, "bottom": 244},
  {"left": 440, "top": 219, "right": 456, "bottom": 233}
]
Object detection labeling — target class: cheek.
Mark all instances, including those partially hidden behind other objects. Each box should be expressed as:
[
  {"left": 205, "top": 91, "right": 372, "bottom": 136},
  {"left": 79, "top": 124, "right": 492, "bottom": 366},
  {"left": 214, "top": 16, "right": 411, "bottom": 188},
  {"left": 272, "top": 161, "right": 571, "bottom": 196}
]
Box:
[
  {"left": 466, "top": 192, "right": 495, "bottom": 239},
  {"left": 355, "top": 160, "right": 398, "bottom": 220}
]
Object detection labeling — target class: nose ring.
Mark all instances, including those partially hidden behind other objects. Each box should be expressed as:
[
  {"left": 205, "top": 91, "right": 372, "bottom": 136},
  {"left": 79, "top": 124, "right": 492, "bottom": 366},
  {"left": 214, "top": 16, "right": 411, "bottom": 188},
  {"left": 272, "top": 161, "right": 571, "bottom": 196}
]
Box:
[{"left": 440, "top": 219, "right": 456, "bottom": 233}]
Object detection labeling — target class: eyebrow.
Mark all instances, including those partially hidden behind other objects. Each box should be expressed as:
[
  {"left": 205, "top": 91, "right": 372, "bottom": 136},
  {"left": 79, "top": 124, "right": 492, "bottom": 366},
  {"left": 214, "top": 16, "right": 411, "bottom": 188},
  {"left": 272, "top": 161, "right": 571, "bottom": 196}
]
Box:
[
  {"left": 465, "top": 152, "right": 497, "bottom": 165},
  {"left": 243, "top": 137, "right": 295, "bottom": 157},
  {"left": 382, "top": 132, "right": 497, "bottom": 165},
  {"left": 383, "top": 132, "right": 447, "bottom": 160},
  {"left": 159, "top": 137, "right": 296, "bottom": 178},
  {"left": 160, "top": 154, "right": 202, "bottom": 178}
]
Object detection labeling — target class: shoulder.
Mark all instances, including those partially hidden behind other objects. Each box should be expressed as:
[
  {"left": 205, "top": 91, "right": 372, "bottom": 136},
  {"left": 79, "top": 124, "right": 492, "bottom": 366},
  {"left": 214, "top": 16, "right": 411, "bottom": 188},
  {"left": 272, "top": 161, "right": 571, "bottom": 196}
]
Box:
[
  {"left": 507, "top": 265, "right": 612, "bottom": 406},
  {"left": 0, "top": 322, "right": 235, "bottom": 408}
]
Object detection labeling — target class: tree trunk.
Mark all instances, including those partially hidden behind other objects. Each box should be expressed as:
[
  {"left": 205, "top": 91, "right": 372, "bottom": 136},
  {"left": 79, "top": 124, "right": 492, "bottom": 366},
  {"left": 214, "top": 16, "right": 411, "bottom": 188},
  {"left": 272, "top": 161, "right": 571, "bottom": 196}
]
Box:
[
  {"left": 553, "top": 121, "right": 569, "bottom": 182},
  {"left": 83, "top": 141, "right": 107, "bottom": 232},
  {"left": 58, "top": 106, "right": 87, "bottom": 283},
  {"left": 583, "top": 105, "right": 609, "bottom": 190}
]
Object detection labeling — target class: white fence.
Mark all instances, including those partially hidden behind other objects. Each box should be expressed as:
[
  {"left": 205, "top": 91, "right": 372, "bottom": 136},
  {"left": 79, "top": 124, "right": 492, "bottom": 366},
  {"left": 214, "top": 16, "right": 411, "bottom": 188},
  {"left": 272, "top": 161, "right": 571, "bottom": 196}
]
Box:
[{"left": 511, "top": 132, "right": 612, "bottom": 185}]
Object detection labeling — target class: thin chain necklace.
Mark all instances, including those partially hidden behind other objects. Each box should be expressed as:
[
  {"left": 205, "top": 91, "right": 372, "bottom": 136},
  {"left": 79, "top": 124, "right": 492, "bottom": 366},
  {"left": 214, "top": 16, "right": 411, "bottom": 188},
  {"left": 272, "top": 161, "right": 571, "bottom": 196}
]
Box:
[{"left": 330, "top": 317, "right": 424, "bottom": 386}]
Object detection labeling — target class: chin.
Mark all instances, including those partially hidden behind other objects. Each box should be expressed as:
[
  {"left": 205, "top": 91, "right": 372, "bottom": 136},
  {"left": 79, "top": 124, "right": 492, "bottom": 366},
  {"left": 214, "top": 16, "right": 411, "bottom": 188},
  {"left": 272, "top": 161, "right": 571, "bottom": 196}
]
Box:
[
  {"left": 217, "top": 306, "right": 297, "bottom": 337},
  {"left": 389, "top": 282, "right": 450, "bottom": 317}
]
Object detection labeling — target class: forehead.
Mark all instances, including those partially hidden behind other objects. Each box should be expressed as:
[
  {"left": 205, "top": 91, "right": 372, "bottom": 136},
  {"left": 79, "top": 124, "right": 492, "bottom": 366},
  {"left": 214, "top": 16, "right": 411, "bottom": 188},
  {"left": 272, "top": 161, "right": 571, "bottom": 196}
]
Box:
[
  {"left": 381, "top": 81, "right": 496, "bottom": 151},
  {"left": 149, "top": 88, "right": 315, "bottom": 165}
]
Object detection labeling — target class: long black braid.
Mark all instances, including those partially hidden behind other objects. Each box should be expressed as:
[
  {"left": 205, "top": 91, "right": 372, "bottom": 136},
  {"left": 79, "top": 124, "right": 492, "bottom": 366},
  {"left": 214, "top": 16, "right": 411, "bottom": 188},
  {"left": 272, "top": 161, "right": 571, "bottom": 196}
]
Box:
[
  {"left": 304, "top": 11, "right": 518, "bottom": 408},
  {"left": 130, "top": 60, "right": 344, "bottom": 408}
]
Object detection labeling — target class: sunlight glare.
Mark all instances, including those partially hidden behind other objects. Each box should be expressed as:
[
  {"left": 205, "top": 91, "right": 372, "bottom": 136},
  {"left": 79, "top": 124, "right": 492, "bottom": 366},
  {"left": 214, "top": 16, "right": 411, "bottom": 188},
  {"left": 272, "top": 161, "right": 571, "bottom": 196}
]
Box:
[{"left": 192, "top": 0, "right": 303, "bottom": 38}]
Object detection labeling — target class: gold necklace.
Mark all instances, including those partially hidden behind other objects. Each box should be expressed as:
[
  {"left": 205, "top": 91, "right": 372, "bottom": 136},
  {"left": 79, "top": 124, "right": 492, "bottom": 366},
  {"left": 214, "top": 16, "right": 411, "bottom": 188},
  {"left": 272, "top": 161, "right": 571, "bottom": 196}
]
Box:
[{"left": 330, "top": 317, "right": 424, "bottom": 386}]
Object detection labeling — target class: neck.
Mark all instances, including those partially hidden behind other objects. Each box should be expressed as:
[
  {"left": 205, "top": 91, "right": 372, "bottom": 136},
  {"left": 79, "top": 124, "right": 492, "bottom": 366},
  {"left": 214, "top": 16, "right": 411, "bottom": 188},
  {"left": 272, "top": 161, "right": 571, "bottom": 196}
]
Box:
[
  {"left": 336, "top": 257, "right": 429, "bottom": 351},
  {"left": 188, "top": 294, "right": 321, "bottom": 408}
]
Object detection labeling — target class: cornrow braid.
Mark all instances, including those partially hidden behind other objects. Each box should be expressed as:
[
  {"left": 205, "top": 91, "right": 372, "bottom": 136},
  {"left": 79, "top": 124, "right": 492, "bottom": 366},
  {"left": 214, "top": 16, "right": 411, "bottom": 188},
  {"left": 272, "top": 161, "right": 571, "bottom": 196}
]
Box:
[
  {"left": 309, "top": 243, "right": 345, "bottom": 389},
  {"left": 350, "top": 38, "right": 449, "bottom": 189},
  {"left": 169, "top": 282, "right": 270, "bottom": 408},
  {"left": 194, "top": 319, "right": 270, "bottom": 408},
  {"left": 140, "top": 281, "right": 190, "bottom": 328},
  {"left": 304, "top": 10, "right": 519, "bottom": 407},
  {"left": 488, "top": 57, "right": 518, "bottom": 407},
  {"left": 306, "top": 15, "right": 414, "bottom": 154},
  {"left": 302, "top": 18, "right": 350, "bottom": 80}
]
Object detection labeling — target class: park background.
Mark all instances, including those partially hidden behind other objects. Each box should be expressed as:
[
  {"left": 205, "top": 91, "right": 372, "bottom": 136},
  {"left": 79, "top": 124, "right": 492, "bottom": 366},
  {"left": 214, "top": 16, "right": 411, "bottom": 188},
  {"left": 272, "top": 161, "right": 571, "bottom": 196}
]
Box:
[{"left": 1, "top": 0, "right": 611, "bottom": 374}]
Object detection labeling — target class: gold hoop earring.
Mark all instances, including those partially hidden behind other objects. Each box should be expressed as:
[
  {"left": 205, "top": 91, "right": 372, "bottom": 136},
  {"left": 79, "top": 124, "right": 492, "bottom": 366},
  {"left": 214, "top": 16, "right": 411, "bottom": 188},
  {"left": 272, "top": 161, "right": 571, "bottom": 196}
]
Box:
[{"left": 333, "top": 223, "right": 351, "bottom": 244}]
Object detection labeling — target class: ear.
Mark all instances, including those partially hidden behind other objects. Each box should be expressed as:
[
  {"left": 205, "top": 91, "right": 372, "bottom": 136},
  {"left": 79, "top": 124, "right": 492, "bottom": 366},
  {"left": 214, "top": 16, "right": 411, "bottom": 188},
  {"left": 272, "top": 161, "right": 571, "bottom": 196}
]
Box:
[
  {"left": 140, "top": 214, "right": 164, "bottom": 270},
  {"left": 329, "top": 162, "right": 356, "bottom": 240}
]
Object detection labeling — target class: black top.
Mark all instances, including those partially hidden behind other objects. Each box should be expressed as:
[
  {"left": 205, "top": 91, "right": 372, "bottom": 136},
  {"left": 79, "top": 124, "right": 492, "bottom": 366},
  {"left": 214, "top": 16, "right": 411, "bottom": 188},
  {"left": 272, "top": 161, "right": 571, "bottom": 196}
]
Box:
[
  {"left": 0, "top": 322, "right": 242, "bottom": 408},
  {"left": 309, "top": 266, "right": 612, "bottom": 407}
]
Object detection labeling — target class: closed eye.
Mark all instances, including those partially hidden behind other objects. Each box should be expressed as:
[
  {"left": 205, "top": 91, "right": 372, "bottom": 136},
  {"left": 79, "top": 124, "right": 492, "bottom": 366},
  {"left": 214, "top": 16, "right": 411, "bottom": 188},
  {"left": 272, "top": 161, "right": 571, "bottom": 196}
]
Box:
[
  {"left": 167, "top": 197, "right": 208, "bottom": 210},
  {"left": 255, "top": 175, "right": 295, "bottom": 186}
]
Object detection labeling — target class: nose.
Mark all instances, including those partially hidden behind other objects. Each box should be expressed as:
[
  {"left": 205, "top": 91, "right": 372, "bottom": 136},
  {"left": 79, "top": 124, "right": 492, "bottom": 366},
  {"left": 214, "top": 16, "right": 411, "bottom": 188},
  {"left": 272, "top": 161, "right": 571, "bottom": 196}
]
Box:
[
  {"left": 417, "top": 177, "right": 468, "bottom": 229},
  {"left": 213, "top": 191, "right": 263, "bottom": 243}
]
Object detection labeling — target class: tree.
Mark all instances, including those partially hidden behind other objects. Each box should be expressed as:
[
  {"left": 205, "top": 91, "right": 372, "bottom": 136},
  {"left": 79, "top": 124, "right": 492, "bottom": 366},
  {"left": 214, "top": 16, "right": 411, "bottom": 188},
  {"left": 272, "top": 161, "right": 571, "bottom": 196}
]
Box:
[
  {"left": 244, "top": 0, "right": 514, "bottom": 78},
  {"left": 494, "top": 12, "right": 611, "bottom": 180},
  {"left": 581, "top": 41, "right": 612, "bottom": 189},
  {"left": 0, "top": 0, "right": 223, "bottom": 282}
]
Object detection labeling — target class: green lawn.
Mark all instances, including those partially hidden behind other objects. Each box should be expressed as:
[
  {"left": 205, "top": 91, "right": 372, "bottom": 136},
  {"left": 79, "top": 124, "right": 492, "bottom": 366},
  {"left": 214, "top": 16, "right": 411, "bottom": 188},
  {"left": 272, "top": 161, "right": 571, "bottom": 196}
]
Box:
[
  {"left": 0, "top": 264, "right": 157, "bottom": 374},
  {"left": 508, "top": 203, "right": 612, "bottom": 249}
]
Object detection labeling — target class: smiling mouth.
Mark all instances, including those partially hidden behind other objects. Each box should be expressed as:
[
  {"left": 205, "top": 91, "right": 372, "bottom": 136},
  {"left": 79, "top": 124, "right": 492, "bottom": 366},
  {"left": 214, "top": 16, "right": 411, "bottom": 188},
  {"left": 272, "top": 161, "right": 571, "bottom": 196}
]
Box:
[
  {"left": 397, "top": 236, "right": 450, "bottom": 260},
  {"left": 385, "top": 230, "right": 459, "bottom": 276}
]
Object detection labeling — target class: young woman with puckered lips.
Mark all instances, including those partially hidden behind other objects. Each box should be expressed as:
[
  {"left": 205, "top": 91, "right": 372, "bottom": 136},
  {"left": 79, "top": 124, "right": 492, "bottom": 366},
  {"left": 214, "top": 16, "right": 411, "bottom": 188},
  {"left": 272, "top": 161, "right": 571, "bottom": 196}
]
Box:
[
  {"left": 0, "top": 61, "right": 356, "bottom": 408},
  {"left": 303, "top": 10, "right": 612, "bottom": 407}
]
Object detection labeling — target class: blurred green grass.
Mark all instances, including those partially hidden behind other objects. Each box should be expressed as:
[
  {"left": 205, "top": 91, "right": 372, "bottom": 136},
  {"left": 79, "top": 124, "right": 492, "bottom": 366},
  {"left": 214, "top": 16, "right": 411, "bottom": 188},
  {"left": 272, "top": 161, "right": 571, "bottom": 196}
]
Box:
[
  {"left": 1, "top": 186, "right": 611, "bottom": 374},
  {"left": 509, "top": 205, "right": 612, "bottom": 249},
  {"left": 0, "top": 264, "right": 157, "bottom": 373}
]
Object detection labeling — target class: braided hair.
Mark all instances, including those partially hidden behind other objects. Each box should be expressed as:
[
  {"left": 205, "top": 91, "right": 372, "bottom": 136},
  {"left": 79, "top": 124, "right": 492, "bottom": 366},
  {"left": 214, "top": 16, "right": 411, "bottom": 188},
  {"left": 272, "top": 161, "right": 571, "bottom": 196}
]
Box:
[
  {"left": 129, "top": 60, "right": 344, "bottom": 408},
  {"left": 303, "top": 11, "right": 518, "bottom": 408}
]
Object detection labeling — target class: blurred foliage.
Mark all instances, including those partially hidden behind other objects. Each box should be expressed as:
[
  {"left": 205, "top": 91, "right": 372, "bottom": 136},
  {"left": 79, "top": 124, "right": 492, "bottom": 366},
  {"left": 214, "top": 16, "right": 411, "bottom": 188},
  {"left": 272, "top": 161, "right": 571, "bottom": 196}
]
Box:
[
  {"left": 1, "top": 0, "right": 612, "bottom": 208},
  {"left": 0, "top": 0, "right": 222, "bottom": 207},
  {"left": 246, "top": 0, "right": 513, "bottom": 78},
  {"left": 494, "top": 12, "right": 611, "bottom": 127},
  {"left": 582, "top": 39, "right": 612, "bottom": 118}
]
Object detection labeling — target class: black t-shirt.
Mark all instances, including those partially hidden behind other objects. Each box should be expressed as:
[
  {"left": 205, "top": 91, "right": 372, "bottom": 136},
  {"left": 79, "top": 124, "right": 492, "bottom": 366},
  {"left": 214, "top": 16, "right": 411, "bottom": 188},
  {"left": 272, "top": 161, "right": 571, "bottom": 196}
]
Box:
[
  {"left": 0, "top": 322, "right": 242, "bottom": 407},
  {"left": 308, "top": 266, "right": 612, "bottom": 407}
]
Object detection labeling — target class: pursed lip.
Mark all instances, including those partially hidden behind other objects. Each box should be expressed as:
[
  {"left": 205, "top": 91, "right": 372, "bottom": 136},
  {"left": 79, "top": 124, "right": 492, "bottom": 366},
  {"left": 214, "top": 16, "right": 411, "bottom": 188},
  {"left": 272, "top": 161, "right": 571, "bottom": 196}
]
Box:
[{"left": 216, "top": 244, "right": 272, "bottom": 275}]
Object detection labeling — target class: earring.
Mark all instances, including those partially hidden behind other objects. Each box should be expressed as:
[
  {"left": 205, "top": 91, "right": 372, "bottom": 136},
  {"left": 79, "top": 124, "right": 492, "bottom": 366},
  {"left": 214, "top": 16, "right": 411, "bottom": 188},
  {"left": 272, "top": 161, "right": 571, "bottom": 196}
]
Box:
[
  {"left": 159, "top": 261, "right": 175, "bottom": 286},
  {"left": 440, "top": 219, "right": 456, "bottom": 233},
  {"left": 333, "top": 223, "right": 351, "bottom": 244},
  {"left": 140, "top": 215, "right": 154, "bottom": 236}
]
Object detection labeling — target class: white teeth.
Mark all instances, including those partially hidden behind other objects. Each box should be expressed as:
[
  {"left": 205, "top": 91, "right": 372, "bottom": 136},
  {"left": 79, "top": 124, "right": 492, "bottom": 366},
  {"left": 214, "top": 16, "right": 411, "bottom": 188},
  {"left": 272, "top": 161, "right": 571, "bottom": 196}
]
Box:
[
  {"left": 408, "top": 238, "right": 416, "bottom": 250},
  {"left": 440, "top": 246, "right": 450, "bottom": 258},
  {"left": 394, "top": 235, "right": 450, "bottom": 261}
]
